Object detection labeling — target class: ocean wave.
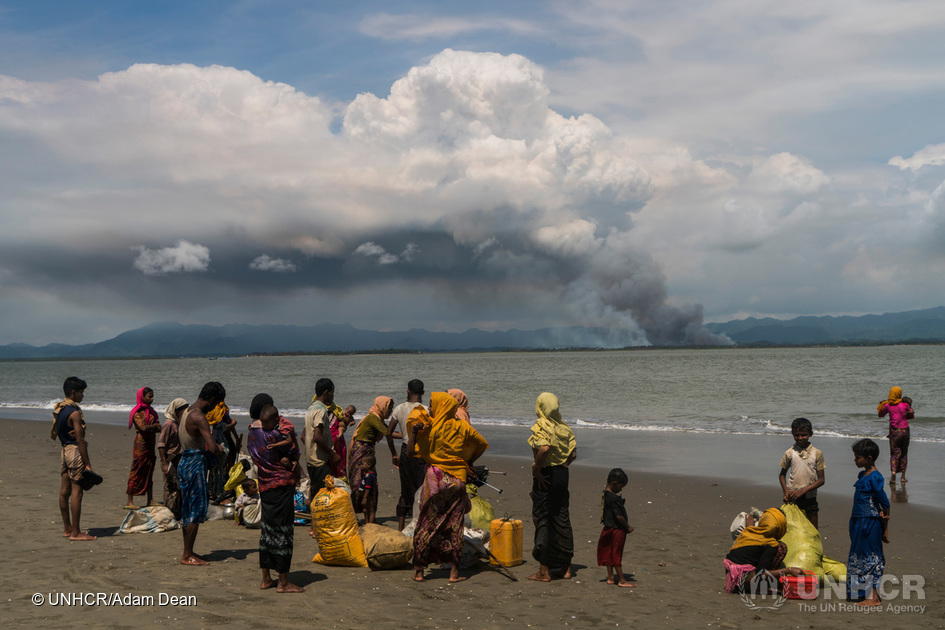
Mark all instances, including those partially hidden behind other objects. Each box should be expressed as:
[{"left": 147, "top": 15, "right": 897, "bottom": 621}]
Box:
[{"left": 4, "top": 402, "right": 943, "bottom": 442}]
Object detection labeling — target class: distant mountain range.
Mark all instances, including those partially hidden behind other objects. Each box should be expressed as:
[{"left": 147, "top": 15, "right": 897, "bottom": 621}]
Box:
[
  {"left": 704, "top": 306, "right": 945, "bottom": 345},
  {"left": 2, "top": 307, "right": 944, "bottom": 359}
]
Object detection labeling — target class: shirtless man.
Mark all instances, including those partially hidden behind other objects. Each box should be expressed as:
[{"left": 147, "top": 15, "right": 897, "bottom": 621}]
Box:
[
  {"left": 55, "top": 376, "right": 96, "bottom": 541},
  {"left": 386, "top": 379, "right": 427, "bottom": 531},
  {"left": 178, "top": 381, "right": 225, "bottom": 566}
]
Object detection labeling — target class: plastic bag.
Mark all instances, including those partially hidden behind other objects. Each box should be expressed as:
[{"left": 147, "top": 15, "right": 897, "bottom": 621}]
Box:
[
  {"left": 240, "top": 500, "right": 262, "bottom": 528},
  {"left": 119, "top": 506, "right": 180, "bottom": 534},
  {"left": 360, "top": 523, "right": 413, "bottom": 570},
  {"left": 310, "top": 475, "right": 368, "bottom": 567},
  {"left": 466, "top": 484, "right": 495, "bottom": 530},
  {"left": 779, "top": 503, "right": 824, "bottom": 577}
]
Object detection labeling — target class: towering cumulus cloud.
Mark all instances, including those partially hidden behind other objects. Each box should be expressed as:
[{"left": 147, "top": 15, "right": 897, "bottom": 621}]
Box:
[
  {"left": 0, "top": 50, "right": 729, "bottom": 346},
  {"left": 341, "top": 50, "right": 727, "bottom": 345}
]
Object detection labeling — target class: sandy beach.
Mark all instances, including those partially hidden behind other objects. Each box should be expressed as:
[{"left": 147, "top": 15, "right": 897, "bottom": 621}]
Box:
[{"left": 2, "top": 417, "right": 941, "bottom": 629}]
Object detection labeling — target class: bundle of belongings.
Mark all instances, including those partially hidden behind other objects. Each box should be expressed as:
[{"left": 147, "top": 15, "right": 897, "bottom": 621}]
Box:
[{"left": 119, "top": 506, "right": 179, "bottom": 534}]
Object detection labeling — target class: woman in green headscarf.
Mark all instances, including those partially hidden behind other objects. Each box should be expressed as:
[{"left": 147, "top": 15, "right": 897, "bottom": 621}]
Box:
[{"left": 527, "top": 392, "right": 577, "bottom": 582}]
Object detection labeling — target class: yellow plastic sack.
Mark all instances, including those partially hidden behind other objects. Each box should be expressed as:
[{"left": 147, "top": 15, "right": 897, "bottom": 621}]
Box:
[
  {"left": 779, "top": 503, "right": 824, "bottom": 578},
  {"left": 311, "top": 475, "right": 368, "bottom": 567},
  {"left": 225, "top": 462, "right": 253, "bottom": 496},
  {"left": 822, "top": 556, "right": 847, "bottom": 582},
  {"left": 466, "top": 484, "right": 495, "bottom": 530},
  {"left": 360, "top": 523, "right": 413, "bottom": 570}
]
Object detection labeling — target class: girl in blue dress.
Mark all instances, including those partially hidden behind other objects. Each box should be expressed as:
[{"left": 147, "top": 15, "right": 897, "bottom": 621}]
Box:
[{"left": 847, "top": 438, "right": 890, "bottom": 605}]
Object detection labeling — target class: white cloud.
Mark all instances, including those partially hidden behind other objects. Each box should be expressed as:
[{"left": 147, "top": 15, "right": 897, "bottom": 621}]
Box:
[
  {"left": 359, "top": 13, "right": 540, "bottom": 41},
  {"left": 532, "top": 219, "right": 600, "bottom": 258},
  {"left": 354, "top": 242, "right": 419, "bottom": 265},
  {"left": 132, "top": 240, "right": 210, "bottom": 275},
  {"left": 2, "top": 43, "right": 943, "bottom": 342},
  {"left": 249, "top": 255, "right": 296, "bottom": 273},
  {"left": 748, "top": 153, "right": 830, "bottom": 195},
  {"left": 889, "top": 143, "right": 945, "bottom": 172},
  {"left": 547, "top": 1, "right": 945, "bottom": 146}
]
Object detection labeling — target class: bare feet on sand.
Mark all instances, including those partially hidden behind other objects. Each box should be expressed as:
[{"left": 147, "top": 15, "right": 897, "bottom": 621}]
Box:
[
  {"left": 527, "top": 572, "right": 551, "bottom": 582},
  {"left": 69, "top": 532, "right": 96, "bottom": 541},
  {"left": 180, "top": 554, "right": 209, "bottom": 566},
  {"left": 856, "top": 599, "right": 882, "bottom": 607},
  {"left": 260, "top": 577, "right": 276, "bottom": 590},
  {"left": 448, "top": 576, "right": 468, "bottom": 583},
  {"left": 276, "top": 583, "right": 305, "bottom": 593},
  {"left": 413, "top": 571, "right": 425, "bottom": 582},
  {"left": 617, "top": 581, "right": 636, "bottom": 588}
]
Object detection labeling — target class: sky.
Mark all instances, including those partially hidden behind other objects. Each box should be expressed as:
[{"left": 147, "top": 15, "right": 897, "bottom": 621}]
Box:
[{"left": 2, "top": 0, "right": 945, "bottom": 347}]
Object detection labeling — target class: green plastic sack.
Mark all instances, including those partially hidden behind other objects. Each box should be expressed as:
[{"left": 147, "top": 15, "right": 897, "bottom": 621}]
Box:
[
  {"left": 466, "top": 484, "right": 495, "bottom": 530},
  {"left": 779, "top": 503, "right": 825, "bottom": 578}
]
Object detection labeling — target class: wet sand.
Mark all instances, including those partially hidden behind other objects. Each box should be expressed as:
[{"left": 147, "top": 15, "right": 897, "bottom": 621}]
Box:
[{"left": 2, "top": 417, "right": 941, "bottom": 629}]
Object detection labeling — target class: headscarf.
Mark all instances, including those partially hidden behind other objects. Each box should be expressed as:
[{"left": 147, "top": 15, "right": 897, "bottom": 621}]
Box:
[
  {"left": 128, "top": 387, "right": 159, "bottom": 429},
  {"left": 527, "top": 392, "right": 576, "bottom": 467},
  {"left": 50, "top": 398, "right": 85, "bottom": 440},
  {"left": 249, "top": 393, "right": 274, "bottom": 421},
  {"left": 448, "top": 389, "right": 470, "bottom": 423},
  {"left": 206, "top": 401, "right": 229, "bottom": 426},
  {"left": 877, "top": 386, "right": 903, "bottom": 414},
  {"left": 164, "top": 398, "right": 189, "bottom": 425},
  {"left": 367, "top": 396, "right": 394, "bottom": 421},
  {"left": 406, "top": 392, "right": 488, "bottom": 482},
  {"left": 729, "top": 508, "right": 787, "bottom": 550}
]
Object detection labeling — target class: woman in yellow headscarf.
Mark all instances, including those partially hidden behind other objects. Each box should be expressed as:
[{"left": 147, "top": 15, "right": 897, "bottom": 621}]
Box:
[
  {"left": 877, "top": 386, "right": 915, "bottom": 485},
  {"left": 723, "top": 507, "right": 801, "bottom": 592},
  {"left": 527, "top": 392, "right": 577, "bottom": 582},
  {"left": 406, "top": 392, "right": 489, "bottom": 583}
]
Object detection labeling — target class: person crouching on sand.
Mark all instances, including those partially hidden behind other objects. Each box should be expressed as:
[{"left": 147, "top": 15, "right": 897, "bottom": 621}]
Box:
[{"left": 723, "top": 508, "right": 802, "bottom": 593}]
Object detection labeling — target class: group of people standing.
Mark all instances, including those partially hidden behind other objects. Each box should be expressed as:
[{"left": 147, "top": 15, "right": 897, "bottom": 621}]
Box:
[
  {"left": 53, "top": 374, "right": 584, "bottom": 591},
  {"left": 724, "top": 384, "right": 917, "bottom": 606}
]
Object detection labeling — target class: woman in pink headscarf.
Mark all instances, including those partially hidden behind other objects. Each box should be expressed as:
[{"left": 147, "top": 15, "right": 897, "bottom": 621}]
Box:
[
  {"left": 448, "top": 389, "right": 470, "bottom": 424},
  {"left": 877, "top": 386, "right": 915, "bottom": 485},
  {"left": 125, "top": 387, "right": 161, "bottom": 508},
  {"left": 347, "top": 396, "right": 393, "bottom": 518}
]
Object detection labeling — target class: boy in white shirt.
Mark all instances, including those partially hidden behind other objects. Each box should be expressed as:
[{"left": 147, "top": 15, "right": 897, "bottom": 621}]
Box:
[{"left": 778, "top": 417, "right": 826, "bottom": 528}]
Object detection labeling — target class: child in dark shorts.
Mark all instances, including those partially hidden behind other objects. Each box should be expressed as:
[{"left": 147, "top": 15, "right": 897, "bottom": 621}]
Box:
[
  {"left": 778, "top": 417, "right": 826, "bottom": 528},
  {"left": 597, "top": 467, "right": 634, "bottom": 587}
]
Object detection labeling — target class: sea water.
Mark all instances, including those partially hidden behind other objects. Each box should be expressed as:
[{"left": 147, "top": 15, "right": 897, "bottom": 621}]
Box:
[{"left": 3, "top": 345, "right": 943, "bottom": 508}]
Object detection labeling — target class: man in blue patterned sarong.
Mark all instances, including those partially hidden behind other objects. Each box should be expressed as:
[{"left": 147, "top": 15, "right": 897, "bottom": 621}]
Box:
[{"left": 178, "top": 381, "right": 225, "bottom": 566}]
